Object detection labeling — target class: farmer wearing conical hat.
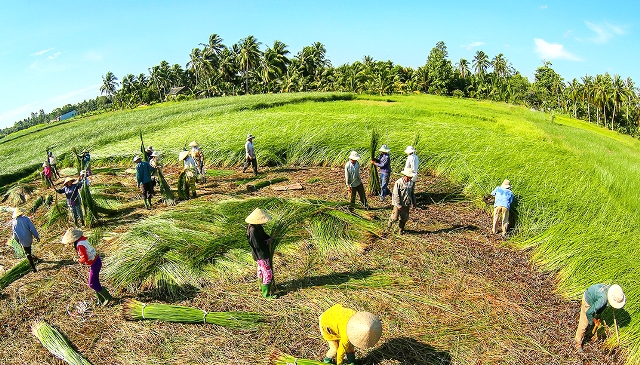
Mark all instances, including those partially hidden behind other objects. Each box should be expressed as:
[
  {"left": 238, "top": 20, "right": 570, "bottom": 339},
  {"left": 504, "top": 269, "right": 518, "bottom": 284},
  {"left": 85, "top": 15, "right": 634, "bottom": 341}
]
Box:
[
  {"left": 62, "top": 228, "right": 112, "bottom": 306},
  {"left": 490, "top": 179, "right": 514, "bottom": 236},
  {"left": 144, "top": 145, "right": 154, "bottom": 161},
  {"left": 404, "top": 146, "right": 419, "bottom": 182},
  {"left": 371, "top": 144, "right": 392, "bottom": 202},
  {"left": 319, "top": 304, "right": 382, "bottom": 365},
  {"left": 575, "top": 284, "right": 626, "bottom": 353},
  {"left": 189, "top": 141, "right": 206, "bottom": 182},
  {"left": 179, "top": 150, "right": 197, "bottom": 199},
  {"left": 55, "top": 176, "right": 85, "bottom": 226},
  {"left": 11, "top": 207, "right": 40, "bottom": 272},
  {"left": 242, "top": 134, "right": 259, "bottom": 176},
  {"left": 345, "top": 151, "right": 368, "bottom": 209},
  {"left": 388, "top": 167, "right": 417, "bottom": 234},
  {"left": 245, "top": 208, "right": 275, "bottom": 298},
  {"left": 134, "top": 155, "right": 156, "bottom": 209}
]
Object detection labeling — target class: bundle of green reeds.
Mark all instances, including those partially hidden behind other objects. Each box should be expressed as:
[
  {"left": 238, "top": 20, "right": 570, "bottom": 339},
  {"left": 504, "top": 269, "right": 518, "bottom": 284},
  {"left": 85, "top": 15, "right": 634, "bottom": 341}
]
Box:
[
  {"left": 80, "top": 184, "right": 99, "bottom": 227},
  {"left": 270, "top": 351, "right": 325, "bottom": 365},
  {"left": 71, "top": 147, "right": 83, "bottom": 175},
  {"left": 367, "top": 129, "right": 381, "bottom": 196},
  {"left": 45, "top": 199, "right": 69, "bottom": 228},
  {"left": 248, "top": 177, "right": 289, "bottom": 192},
  {"left": 3, "top": 184, "right": 33, "bottom": 205},
  {"left": 6, "top": 238, "right": 26, "bottom": 259},
  {"left": 177, "top": 170, "right": 189, "bottom": 200},
  {"left": 31, "top": 321, "right": 92, "bottom": 365},
  {"left": 157, "top": 169, "right": 175, "bottom": 206},
  {"left": 0, "top": 259, "right": 32, "bottom": 290},
  {"left": 31, "top": 195, "right": 44, "bottom": 213},
  {"left": 139, "top": 131, "right": 149, "bottom": 162},
  {"left": 122, "top": 299, "right": 264, "bottom": 330}
]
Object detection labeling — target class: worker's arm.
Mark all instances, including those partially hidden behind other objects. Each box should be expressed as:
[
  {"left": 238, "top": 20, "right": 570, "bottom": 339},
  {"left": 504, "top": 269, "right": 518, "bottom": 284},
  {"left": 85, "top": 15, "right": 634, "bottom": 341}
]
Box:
[
  {"left": 585, "top": 296, "right": 608, "bottom": 325},
  {"left": 77, "top": 245, "right": 88, "bottom": 264},
  {"left": 344, "top": 165, "right": 350, "bottom": 187}
]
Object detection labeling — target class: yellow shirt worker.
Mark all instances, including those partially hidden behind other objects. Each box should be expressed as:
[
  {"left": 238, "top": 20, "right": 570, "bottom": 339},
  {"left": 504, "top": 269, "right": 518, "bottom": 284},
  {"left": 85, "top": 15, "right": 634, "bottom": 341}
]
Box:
[{"left": 319, "top": 304, "right": 382, "bottom": 365}]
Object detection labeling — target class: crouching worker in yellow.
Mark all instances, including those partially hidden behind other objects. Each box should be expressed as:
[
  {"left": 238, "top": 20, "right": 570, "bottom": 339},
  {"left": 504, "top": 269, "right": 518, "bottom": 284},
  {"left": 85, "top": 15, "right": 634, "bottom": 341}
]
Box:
[{"left": 319, "top": 304, "right": 382, "bottom": 365}]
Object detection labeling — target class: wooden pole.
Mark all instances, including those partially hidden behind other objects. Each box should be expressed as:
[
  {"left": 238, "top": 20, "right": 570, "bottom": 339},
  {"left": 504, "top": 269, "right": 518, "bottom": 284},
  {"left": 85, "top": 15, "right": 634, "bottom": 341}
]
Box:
[{"left": 613, "top": 309, "right": 620, "bottom": 346}]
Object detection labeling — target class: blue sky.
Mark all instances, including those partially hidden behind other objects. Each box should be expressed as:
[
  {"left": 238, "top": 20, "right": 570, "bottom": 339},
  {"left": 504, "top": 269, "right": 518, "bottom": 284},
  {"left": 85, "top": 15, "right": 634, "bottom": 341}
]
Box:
[{"left": 0, "top": 0, "right": 638, "bottom": 128}]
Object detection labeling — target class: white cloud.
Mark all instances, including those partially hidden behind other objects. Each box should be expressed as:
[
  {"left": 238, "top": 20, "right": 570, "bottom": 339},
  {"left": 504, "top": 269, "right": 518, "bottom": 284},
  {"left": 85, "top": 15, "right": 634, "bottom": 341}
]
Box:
[
  {"left": 585, "top": 21, "right": 626, "bottom": 44},
  {"left": 533, "top": 38, "right": 581, "bottom": 61},
  {"left": 31, "top": 48, "right": 53, "bottom": 56},
  {"left": 563, "top": 30, "right": 573, "bottom": 38},
  {"left": 46, "top": 84, "right": 101, "bottom": 105},
  {"left": 539, "top": 5, "right": 548, "bottom": 9},
  {"left": 0, "top": 103, "right": 40, "bottom": 127},
  {"left": 463, "top": 41, "right": 485, "bottom": 50},
  {"left": 47, "top": 52, "right": 62, "bottom": 60}
]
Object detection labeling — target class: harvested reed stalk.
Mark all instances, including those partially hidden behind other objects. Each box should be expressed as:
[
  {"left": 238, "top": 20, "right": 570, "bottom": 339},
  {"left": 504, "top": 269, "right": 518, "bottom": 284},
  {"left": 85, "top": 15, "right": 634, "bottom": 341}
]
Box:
[
  {"left": 122, "top": 299, "right": 264, "bottom": 330},
  {"left": 157, "top": 169, "right": 175, "bottom": 205},
  {"left": 45, "top": 200, "right": 69, "bottom": 228},
  {"left": 247, "top": 177, "right": 289, "bottom": 192},
  {"left": 177, "top": 170, "right": 188, "bottom": 200},
  {"left": 31, "top": 321, "right": 92, "bottom": 365},
  {"left": 368, "top": 129, "right": 381, "bottom": 196},
  {"left": 80, "top": 184, "right": 98, "bottom": 228},
  {"left": 71, "top": 147, "right": 83, "bottom": 176},
  {"left": 7, "top": 238, "right": 26, "bottom": 259},
  {"left": 0, "top": 259, "right": 32, "bottom": 290},
  {"left": 139, "top": 131, "right": 149, "bottom": 163},
  {"left": 31, "top": 195, "right": 44, "bottom": 213},
  {"left": 270, "top": 352, "right": 325, "bottom": 365}
]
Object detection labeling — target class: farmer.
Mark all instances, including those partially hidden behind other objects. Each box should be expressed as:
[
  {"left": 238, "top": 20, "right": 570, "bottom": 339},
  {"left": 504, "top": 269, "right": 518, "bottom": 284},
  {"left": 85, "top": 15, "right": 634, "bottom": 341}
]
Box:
[
  {"left": 179, "top": 150, "right": 197, "bottom": 198},
  {"left": 319, "top": 304, "right": 382, "bottom": 365},
  {"left": 371, "top": 144, "right": 392, "bottom": 201},
  {"left": 55, "top": 176, "right": 85, "bottom": 226},
  {"left": 48, "top": 151, "right": 60, "bottom": 179},
  {"left": 404, "top": 146, "right": 419, "bottom": 182},
  {"left": 62, "top": 228, "right": 112, "bottom": 306},
  {"left": 245, "top": 208, "right": 275, "bottom": 298},
  {"left": 575, "top": 284, "right": 626, "bottom": 352},
  {"left": 42, "top": 162, "right": 54, "bottom": 188},
  {"left": 134, "top": 155, "right": 156, "bottom": 209},
  {"left": 490, "top": 179, "right": 514, "bottom": 236},
  {"left": 242, "top": 134, "right": 258, "bottom": 176},
  {"left": 388, "top": 167, "right": 417, "bottom": 234},
  {"left": 144, "top": 146, "right": 155, "bottom": 161},
  {"left": 11, "top": 207, "right": 40, "bottom": 272},
  {"left": 189, "top": 141, "right": 206, "bottom": 182},
  {"left": 345, "top": 151, "right": 368, "bottom": 209}
]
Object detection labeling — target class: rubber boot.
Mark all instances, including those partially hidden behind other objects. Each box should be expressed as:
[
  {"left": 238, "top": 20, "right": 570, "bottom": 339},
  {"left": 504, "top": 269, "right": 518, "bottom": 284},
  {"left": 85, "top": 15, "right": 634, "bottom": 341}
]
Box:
[
  {"left": 260, "top": 284, "right": 271, "bottom": 298},
  {"left": 98, "top": 288, "right": 112, "bottom": 306},
  {"left": 323, "top": 357, "right": 334, "bottom": 364},
  {"left": 345, "top": 353, "right": 356, "bottom": 365},
  {"left": 95, "top": 290, "right": 105, "bottom": 305},
  {"left": 26, "top": 254, "right": 37, "bottom": 272}
]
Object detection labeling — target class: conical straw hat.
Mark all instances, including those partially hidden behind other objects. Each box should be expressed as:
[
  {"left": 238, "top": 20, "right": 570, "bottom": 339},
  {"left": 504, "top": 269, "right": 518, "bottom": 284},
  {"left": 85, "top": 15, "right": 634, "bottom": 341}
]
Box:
[
  {"left": 12, "top": 207, "right": 27, "bottom": 219},
  {"left": 378, "top": 144, "right": 390, "bottom": 153},
  {"left": 348, "top": 151, "right": 361, "bottom": 160},
  {"left": 404, "top": 146, "right": 416, "bottom": 154},
  {"left": 61, "top": 228, "right": 83, "bottom": 244},
  {"left": 346, "top": 311, "right": 382, "bottom": 349},
  {"left": 608, "top": 284, "right": 626, "bottom": 309},
  {"left": 245, "top": 208, "right": 272, "bottom": 225},
  {"left": 188, "top": 141, "right": 199, "bottom": 147},
  {"left": 178, "top": 151, "right": 190, "bottom": 161}
]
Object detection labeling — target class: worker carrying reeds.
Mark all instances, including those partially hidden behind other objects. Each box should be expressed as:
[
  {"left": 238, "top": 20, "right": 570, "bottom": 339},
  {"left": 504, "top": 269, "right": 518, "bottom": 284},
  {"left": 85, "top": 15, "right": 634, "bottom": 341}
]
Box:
[
  {"left": 243, "top": 134, "right": 259, "bottom": 176},
  {"left": 490, "top": 179, "right": 514, "bottom": 236},
  {"left": 345, "top": 151, "right": 368, "bottom": 209},
  {"left": 404, "top": 146, "right": 419, "bottom": 182},
  {"left": 55, "top": 177, "right": 85, "bottom": 227},
  {"left": 80, "top": 149, "right": 92, "bottom": 176},
  {"left": 189, "top": 141, "right": 206, "bottom": 182},
  {"left": 245, "top": 208, "right": 275, "bottom": 298},
  {"left": 371, "top": 144, "right": 392, "bottom": 202},
  {"left": 62, "top": 228, "right": 112, "bottom": 306},
  {"left": 11, "top": 207, "right": 40, "bottom": 272},
  {"left": 388, "top": 167, "right": 416, "bottom": 234},
  {"left": 575, "top": 284, "right": 626, "bottom": 352},
  {"left": 319, "top": 304, "right": 382, "bottom": 365},
  {"left": 134, "top": 155, "right": 156, "bottom": 209},
  {"left": 179, "top": 150, "right": 197, "bottom": 199}
]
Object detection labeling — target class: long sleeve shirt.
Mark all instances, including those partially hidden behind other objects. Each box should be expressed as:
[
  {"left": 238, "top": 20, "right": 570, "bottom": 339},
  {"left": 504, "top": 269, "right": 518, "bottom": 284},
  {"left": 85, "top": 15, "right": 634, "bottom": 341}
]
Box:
[
  {"left": 245, "top": 141, "right": 255, "bottom": 159},
  {"left": 374, "top": 153, "right": 391, "bottom": 174},
  {"left": 391, "top": 177, "right": 416, "bottom": 208},
  {"left": 584, "top": 284, "right": 610, "bottom": 325},
  {"left": 247, "top": 224, "right": 271, "bottom": 261},
  {"left": 136, "top": 161, "right": 156, "bottom": 185},
  {"left": 491, "top": 186, "right": 514, "bottom": 209},
  {"left": 404, "top": 154, "right": 419, "bottom": 181},
  {"left": 11, "top": 216, "right": 39, "bottom": 248},
  {"left": 344, "top": 161, "right": 362, "bottom": 187},
  {"left": 183, "top": 155, "right": 196, "bottom": 169},
  {"left": 56, "top": 181, "right": 84, "bottom": 207},
  {"left": 319, "top": 304, "right": 357, "bottom": 365}
]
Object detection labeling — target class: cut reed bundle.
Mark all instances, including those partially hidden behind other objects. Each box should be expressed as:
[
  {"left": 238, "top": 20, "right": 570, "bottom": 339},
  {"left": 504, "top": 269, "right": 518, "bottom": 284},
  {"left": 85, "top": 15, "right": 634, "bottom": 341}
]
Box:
[
  {"left": 177, "top": 170, "right": 189, "bottom": 200},
  {"left": 122, "top": 299, "right": 264, "bottom": 330},
  {"left": 6, "top": 238, "right": 26, "bottom": 259},
  {"left": 270, "top": 351, "right": 325, "bottom": 365},
  {"left": 157, "top": 169, "right": 175, "bottom": 205},
  {"left": 70, "top": 147, "right": 83, "bottom": 176},
  {"left": 367, "top": 129, "right": 381, "bottom": 196},
  {"left": 250, "top": 177, "right": 289, "bottom": 191},
  {"left": 3, "top": 184, "right": 34, "bottom": 205},
  {"left": 80, "top": 184, "right": 99, "bottom": 228},
  {"left": 31, "top": 195, "right": 44, "bottom": 213},
  {"left": 31, "top": 321, "right": 92, "bottom": 365},
  {"left": 0, "top": 259, "right": 32, "bottom": 290},
  {"left": 45, "top": 200, "right": 69, "bottom": 228}
]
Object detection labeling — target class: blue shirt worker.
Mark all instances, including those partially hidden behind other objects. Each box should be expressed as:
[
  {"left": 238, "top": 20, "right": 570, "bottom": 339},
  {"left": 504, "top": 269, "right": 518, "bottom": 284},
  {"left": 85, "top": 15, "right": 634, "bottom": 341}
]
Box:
[
  {"left": 575, "top": 284, "right": 625, "bottom": 352},
  {"left": 490, "top": 179, "right": 514, "bottom": 236},
  {"left": 134, "top": 155, "right": 157, "bottom": 209},
  {"left": 56, "top": 177, "right": 85, "bottom": 227},
  {"left": 371, "top": 144, "right": 392, "bottom": 201},
  {"left": 344, "top": 151, "right": 368, "bottom": 209},
  {"left": 11, "top": 207, "right": 40, "bottom": 272}
]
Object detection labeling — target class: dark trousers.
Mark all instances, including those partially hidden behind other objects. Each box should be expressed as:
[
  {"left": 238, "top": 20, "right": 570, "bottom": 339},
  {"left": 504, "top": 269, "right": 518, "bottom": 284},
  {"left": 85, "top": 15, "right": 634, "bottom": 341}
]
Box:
[
  {"left": 243, "top": 157, "right": 258, "bottom": 174},
  {"left": 349, "top": 183, "right": 368, "bottom": 208}
]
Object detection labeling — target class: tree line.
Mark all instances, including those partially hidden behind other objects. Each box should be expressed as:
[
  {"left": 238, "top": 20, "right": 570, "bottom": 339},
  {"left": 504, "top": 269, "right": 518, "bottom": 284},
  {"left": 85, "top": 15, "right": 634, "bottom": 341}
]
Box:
[{"left": 5, "top": 34, "right": 639, "bottom": 139}]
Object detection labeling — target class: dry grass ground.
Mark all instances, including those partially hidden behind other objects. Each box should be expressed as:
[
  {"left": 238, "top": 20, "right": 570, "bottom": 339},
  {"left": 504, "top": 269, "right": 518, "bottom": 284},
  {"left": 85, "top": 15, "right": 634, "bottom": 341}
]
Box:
[{"left": 0, "top": 166, "right": 626, "bottom": 364}]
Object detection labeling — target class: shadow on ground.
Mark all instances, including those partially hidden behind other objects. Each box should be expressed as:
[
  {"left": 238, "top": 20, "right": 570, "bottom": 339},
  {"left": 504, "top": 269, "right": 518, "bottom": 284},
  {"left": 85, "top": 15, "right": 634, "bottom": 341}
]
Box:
[{"left": 361, "top": 337, "right": 451, "bottom": 365}]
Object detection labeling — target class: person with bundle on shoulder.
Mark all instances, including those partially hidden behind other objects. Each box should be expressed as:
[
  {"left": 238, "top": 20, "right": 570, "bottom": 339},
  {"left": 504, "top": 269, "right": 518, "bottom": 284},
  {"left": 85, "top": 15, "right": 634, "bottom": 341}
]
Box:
[
  {"left": 62, "top": 228, "right": 112, "bottom": 306},
  {"left": 133, "top": 155, "right": 156, "bottom": 209},
  {"left": 188, "top": 141, "right": 206, "bottom": 182},
  {"left": 245, "top": 208, "right": 275, "bottom": 298},
  {"left": 319, "top": 303, "right": 382, "bottom": 365},
  {"left": 10, "top": 207, "right": 40, "bottom": 272},
  {"left": 55, "top": 176, "right": 85, "bottom": 227},
  {"left": 179, "top": 150, "right": 197, "bottom": 199},
  {"left": 575, "top": 283, "right": 625, "bottom": 353}
]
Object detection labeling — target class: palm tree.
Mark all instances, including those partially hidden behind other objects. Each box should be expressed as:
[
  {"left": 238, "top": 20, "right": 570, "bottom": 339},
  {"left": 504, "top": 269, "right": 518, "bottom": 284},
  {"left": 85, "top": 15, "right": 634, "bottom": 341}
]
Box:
[
  {"left": 100, "top": 71, "right": 119, "bottom": 97},
  {"left": 262, "top": 40, "right": 290, "bottom": 92},
  {"left": 491, "top": 53, "right": 508, "bottom": 79},
  {"left": 610, "top": 74, "right": 625, "bottom": 130},
  {"left": 472, "top": 51, "right": 491, "bottom": 77},
  {"left": 237, "top": 35, "right": 262, "bottom": 94},
  {"left": 187, "top": 48, "right": 204, "bottom": 89},
  {"left": 456, "top": 58, "right": 470, "bottom": 78},
  {"left": 581, "top": 75, "right": 594, "bottom": 123}
]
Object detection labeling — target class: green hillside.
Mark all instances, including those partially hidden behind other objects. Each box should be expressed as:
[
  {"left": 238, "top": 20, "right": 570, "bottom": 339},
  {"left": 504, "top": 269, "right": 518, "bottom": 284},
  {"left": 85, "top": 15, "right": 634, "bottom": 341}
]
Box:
[{"left": 0, "top": 93, "right": 637, "bottom": 363}]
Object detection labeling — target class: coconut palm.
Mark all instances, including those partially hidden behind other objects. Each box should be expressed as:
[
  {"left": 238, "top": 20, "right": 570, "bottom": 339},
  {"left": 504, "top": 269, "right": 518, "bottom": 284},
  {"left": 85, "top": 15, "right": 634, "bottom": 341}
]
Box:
[
  {"left": 456, "top": 58, "right": 470, "bottom": 79},
  {"left": 472, "top": 50, "right": 491, "bottom": 77},
  {"left": 100, "top": 71, "right": 119, "bottom": 97},
  {"left": 237, "top": 35, "right": 262, "bottom": 94}
]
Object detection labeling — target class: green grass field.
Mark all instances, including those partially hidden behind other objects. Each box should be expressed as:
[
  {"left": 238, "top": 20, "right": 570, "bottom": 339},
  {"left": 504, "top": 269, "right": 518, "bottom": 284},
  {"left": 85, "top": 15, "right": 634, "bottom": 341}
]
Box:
[{"left": 1, "top": 92, "right": 639, "bottom": 363}]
